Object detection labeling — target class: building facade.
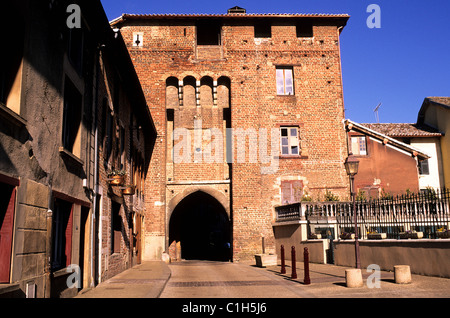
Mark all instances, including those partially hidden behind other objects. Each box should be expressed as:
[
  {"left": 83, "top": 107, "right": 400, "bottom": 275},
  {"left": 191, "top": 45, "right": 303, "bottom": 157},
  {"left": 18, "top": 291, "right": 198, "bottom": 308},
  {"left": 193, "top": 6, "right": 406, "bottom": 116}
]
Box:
[
  {"left": 345, "top": 120, "right": 431, "bottom": 198},
  {"left": 360, "top": 122, "right": 444, "bottom": 192},
  {"left": 0, "top": 0, "right": 155, "bottom": 297},
  {"left": 417, "top": 97, "right": 450, "bottom": 188},
  {"left": 112, "top": 8, "right": 350, "bottom": 261}
]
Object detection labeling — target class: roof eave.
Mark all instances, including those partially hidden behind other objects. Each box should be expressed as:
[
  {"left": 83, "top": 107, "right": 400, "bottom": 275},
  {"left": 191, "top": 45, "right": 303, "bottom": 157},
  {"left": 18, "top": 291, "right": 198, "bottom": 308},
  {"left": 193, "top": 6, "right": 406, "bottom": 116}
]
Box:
[
  {"left": 110, "top": 13, "right": 350, "bottom": 27},
  {"left": 345, "top": 119, "right": 431, "bottom": 160}
]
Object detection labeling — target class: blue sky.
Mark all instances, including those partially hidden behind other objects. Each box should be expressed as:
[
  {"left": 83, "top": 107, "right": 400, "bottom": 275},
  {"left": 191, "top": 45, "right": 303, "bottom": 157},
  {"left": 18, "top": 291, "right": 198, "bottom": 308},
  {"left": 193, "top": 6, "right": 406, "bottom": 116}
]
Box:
[{"left": 100, "top": 0, "right": 450, "bottom": 124}]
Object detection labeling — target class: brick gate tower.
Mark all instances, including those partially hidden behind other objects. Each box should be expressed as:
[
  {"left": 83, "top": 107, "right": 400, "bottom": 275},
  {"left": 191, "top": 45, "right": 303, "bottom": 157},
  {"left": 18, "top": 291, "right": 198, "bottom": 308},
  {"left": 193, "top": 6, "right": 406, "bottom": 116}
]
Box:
[{"left": 111, "top": 8, "right": 350, "bottom": 261}]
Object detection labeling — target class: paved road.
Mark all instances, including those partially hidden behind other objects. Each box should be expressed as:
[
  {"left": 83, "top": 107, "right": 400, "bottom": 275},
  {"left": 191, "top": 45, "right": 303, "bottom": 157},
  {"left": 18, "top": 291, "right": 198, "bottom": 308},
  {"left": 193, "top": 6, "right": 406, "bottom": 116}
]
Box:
[
  {"left": 160, "top": 260, "right": 314, "bottom": 298},
  {"left": 160, "top": 260, "right": 450, "bottom": 299}
]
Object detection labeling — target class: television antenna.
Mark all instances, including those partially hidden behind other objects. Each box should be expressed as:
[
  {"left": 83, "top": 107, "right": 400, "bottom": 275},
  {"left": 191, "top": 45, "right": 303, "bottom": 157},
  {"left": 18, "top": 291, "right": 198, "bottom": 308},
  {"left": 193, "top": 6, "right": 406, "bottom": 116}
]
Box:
[{"left": 373, "top": 103, "right": 382, "bottom": 123}]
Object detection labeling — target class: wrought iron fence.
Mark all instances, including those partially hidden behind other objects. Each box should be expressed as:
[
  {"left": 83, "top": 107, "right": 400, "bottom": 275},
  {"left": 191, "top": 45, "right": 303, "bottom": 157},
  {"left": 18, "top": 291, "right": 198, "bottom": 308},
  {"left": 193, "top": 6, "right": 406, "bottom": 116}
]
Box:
[{"left": 276, "top": 188, "right": 450, "bottom": 240}]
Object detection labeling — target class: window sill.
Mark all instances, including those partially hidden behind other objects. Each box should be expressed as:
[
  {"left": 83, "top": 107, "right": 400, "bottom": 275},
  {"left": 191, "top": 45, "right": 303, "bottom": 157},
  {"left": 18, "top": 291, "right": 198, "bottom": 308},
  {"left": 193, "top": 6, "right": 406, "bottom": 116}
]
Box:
[
  {"left": 0, "top": 283, "right": 21, "bottom": 296},
  {"left": 278, "top": 155, "right": 308, "bottom": 159},
  {"left": 0, "top": 102, "right": 27, "bottom": 127},
  {"left": 276, "top": 94, "right": 296, "bottom": 97},
  {"left": 59, "top": 147, "right": 84, "bottom": 166}
]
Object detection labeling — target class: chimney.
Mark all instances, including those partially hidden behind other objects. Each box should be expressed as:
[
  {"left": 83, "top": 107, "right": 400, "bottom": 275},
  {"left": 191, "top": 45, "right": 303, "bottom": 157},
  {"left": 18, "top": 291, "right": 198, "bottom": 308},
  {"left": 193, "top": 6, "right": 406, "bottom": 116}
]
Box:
[{"left": 227, "top": 6, "right": 246, "bottom": 14}]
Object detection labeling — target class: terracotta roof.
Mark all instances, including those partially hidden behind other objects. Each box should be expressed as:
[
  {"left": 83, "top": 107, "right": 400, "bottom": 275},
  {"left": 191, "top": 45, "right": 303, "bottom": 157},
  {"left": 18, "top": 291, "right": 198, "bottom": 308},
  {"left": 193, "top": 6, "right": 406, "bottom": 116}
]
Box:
[
  {"left": 110, "top": 12, "right": 350, "bottom": 25},
  {"left": 345, "top": 120, "right": 431, "bottom": 160},
  {"left": 360, "top": 123, "right": 442, "bottom": 138},
  {"left": 427, "top": 97, "right": 450, "bottom": 108}
]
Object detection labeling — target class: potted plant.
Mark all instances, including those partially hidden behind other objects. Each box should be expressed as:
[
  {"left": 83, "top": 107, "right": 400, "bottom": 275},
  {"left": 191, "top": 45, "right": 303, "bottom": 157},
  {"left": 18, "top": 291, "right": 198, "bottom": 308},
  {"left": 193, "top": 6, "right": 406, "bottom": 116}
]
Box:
[
  {"left": 367, "top": 231, "right": 387, "bottom": 240},
  {"left": 308, "top": 233, "right": 322, "bottom": 239},
  {"left": 437, "top": 228, "right": 450, "bottom": 238},
  {"left": 122, "top": 185, "right": 136, "bottom": 195},
  {"left": 399, "top": 230, "right": 423, "bottom": 239},
  {"left": 340, "top": 232, "right": 355, "bottom": 240},
  {"left": 108, "top": 169, "right": 126, "bottom": 186}
]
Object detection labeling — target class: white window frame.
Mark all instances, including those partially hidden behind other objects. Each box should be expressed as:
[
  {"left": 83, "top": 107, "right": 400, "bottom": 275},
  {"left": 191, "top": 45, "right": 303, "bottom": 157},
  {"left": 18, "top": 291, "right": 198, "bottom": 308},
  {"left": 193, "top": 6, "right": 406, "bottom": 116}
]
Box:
[
  {"left": 280, "top": 126, "right": 300, "bottom": 156},
  {"left": 276, "top": 67, "right": 294, "bottom": 95},
  {"left": 351, "top": 136, "right": 367, "bottom": 155}
]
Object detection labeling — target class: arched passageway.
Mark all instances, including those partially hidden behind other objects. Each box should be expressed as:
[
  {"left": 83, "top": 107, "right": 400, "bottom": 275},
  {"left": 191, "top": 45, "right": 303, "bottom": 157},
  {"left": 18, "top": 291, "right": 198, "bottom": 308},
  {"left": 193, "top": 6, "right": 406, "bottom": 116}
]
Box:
[{"left": 169, "top": 191, "right": 231, "bottom": 261}]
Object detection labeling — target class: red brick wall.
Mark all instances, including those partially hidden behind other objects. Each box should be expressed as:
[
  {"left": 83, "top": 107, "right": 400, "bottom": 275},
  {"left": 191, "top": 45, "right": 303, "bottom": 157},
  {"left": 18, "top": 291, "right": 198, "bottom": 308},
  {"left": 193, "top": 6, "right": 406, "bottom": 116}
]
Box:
[
  {"left": 354, "top": 137, "right": 420, "bottom": 197},
  {"left": 118, "top": 17, "right": 349, "bottom": 260}
]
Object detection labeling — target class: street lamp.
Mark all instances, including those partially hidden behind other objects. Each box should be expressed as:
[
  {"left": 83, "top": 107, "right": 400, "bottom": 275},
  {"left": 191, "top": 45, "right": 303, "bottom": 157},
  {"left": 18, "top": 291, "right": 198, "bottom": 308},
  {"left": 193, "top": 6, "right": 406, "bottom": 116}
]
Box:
[{"left": 344, "top": 153, "right": 361, "bottom": 269}]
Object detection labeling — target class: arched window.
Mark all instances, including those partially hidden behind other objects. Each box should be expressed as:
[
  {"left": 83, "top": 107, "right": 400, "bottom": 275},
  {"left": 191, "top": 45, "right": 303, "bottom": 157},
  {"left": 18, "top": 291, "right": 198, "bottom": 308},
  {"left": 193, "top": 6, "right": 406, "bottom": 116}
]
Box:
[
  {"left": 183, "top": 76, "right": 196, "bottom": 107},
  {"left": 217, "top": 76, "right": 231, "bottom": 108},
  {"left": 200, "top": 76, "right": 213, "bottom": 107},
  {"left": 165, "top": 77, "right": 179, "bottom": 108}
]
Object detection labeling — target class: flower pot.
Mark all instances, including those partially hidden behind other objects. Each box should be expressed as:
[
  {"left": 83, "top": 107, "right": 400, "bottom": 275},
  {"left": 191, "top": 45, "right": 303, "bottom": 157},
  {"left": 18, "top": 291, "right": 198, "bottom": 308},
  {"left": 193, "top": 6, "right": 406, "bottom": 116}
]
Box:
[
  {"left": 340, "top": 233, "right": 355, "bottom": 240},
  {"left": 109, "top": 175, "right": 125, "bottom": 186},
  {"left": 367, "top": 233, "right": 387, "bottom": 240},
  {"left": 122, "top": 186, "right": 135, "bottom": 195},
  {"left": 308, "top": 233, "right": 322, "bottom": 239},
  {"left": 437, "top": 231, "right": 450, "bottom": 238},
  {"left": 399, "top": 231, "right": 423, "bottom": 239}
]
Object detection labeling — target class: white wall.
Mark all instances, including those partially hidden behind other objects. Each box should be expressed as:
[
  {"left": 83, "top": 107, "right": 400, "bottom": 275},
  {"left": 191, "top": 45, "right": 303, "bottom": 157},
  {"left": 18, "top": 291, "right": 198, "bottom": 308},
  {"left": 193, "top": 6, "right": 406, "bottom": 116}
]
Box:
[{"left": 411, "top": 137, "right": 444, "bottom": 190}]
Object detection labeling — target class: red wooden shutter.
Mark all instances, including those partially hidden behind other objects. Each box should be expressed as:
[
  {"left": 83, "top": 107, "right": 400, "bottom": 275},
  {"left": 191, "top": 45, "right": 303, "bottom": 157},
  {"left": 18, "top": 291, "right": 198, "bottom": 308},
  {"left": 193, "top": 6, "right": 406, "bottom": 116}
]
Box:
[
  {"left": 281, "top": 181, "right": 293, "bottom": 204},
  {"left": 292, "top": 180, "right": 303, "bottom": 202},
  {"left": 0, "top": 187, "right": 16, "bottom": 283},
  {"left": 65, "top": 205, "right": 73, "bottom": 266}
]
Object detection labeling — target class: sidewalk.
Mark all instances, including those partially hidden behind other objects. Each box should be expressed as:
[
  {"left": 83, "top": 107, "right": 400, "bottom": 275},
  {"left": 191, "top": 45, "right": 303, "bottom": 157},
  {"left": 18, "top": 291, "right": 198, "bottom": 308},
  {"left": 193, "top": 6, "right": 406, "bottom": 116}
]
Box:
[
  {"left": 257, "top": 261, "right": 450, "bottom": 298},
  {"left": 75, "top": 260, "right": 450, "bottom": 298},
  {"left": 75, "top": 261, "right": 171, "bottom": 298}
]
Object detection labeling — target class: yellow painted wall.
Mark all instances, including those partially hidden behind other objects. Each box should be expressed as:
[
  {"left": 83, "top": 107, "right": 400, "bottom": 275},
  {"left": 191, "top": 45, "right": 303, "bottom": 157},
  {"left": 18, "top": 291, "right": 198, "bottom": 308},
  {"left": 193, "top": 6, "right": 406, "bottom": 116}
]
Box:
[{"left": 424, "top": 105, "right": 450, "bottom": 188}]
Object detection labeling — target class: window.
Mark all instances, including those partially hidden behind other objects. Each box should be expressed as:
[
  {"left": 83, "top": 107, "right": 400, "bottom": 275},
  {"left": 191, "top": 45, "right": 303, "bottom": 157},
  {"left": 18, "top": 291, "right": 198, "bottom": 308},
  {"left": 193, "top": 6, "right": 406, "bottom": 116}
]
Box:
[
  {"left": 133, "top": 32, "right": 144, "bottom": 47},
  {"left": 276, "top": 67, "right": 294, "bottom": 95},
  {"left": 254, "top": 21, "right": 271, "bottom": 38},
  {"left": 1, "top": 33, "right": 24, "bottom": 114},
  {"left": 281, "top": 127, "right": 300, "bottom": 155},
  {"left": 281, "top": 180, "right": 303, "bottom": 204},
  {"left": 296, "top": 22, "right": 313, "bottom": 37},
  {"left": 52, "top": 199, "right": 73, "bottom": 271},
  {"left": 67, "top": 27, "right": 84, "bottom": 74},
  {"left": 0, "top": 184, "right": 16, "bottom": 282},
  {"left": 119, "top": 126, "right": 125, "bottom": 169},
  {"left": 197, "top": 20, "right": 221, "bottom": 45},
  {"left": 111, "top": 201, "right": 122, "bottom": 254},
  {"left": 62, "top": 78, "right": 82, "bottom": 157},
  {"left": 351, "top": 136, "right": 367, "bottom": 155},
  {"left": 419, "top": 159, "right": 429, "bottom": 175}
]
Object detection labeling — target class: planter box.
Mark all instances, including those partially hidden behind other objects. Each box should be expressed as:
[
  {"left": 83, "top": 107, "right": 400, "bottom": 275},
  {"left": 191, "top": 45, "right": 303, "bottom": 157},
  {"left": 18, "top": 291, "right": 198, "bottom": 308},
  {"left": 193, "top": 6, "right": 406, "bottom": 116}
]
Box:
[
  {"left": 109, "top": 175, "right": 125, "bottom": 186},
  {"left": 367, "top": 233, "right": 387, "bottom": 240},
  {"left": 308, "top": 233, "right": 322, "bottom": 239},
  {"left": 399, "top": 231, "right": 423, "bottom": 239},
  {"left": 340, "top": 233, "right": 355, "bottom": 240},
  {"left": 254, "top": 254, "right": 277, "bottom": 268},
  {"left": 437, "top": 231, "right": 450, "bottom": 238}
]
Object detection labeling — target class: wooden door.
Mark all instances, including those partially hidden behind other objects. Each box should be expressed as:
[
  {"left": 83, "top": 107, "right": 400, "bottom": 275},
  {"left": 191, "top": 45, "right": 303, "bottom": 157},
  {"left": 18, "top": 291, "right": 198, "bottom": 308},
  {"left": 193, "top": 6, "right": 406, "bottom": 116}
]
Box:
[{"left": 0, "top": 187, "right": 16, "bottom": 283}]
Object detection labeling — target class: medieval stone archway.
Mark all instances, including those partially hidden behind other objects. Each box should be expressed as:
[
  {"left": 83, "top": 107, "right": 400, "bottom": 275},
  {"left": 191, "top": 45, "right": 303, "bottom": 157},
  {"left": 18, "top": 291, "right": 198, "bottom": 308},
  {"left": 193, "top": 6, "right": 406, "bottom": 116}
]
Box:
[{"left": 168, "top": 191, "right": 231, "bottom": 261}]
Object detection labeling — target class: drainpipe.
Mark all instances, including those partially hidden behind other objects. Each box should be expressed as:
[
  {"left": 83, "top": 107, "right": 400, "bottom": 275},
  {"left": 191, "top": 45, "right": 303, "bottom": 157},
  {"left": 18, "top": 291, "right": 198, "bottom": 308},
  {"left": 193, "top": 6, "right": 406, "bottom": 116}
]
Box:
[
  {"left": 337, "top": 26, "right": 345, "bottom": 118},
  {"left": 44, "top": 187, "right": 53, "bottom": 298},
  {"left": 90, "top": 44, "right": 103, "bottom": 287}
]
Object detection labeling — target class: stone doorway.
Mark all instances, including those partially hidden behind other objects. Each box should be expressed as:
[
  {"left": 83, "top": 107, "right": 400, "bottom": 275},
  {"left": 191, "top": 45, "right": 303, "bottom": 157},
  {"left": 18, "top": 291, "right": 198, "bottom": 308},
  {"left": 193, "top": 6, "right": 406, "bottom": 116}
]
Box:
[{"left": 169, "top": 191, "right": 231, "bottom": 261}]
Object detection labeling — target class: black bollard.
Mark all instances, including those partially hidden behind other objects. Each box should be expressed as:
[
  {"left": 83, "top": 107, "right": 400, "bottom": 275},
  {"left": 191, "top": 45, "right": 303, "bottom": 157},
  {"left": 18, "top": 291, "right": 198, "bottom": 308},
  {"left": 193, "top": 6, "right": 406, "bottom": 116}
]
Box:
[
  {"left": 280, "top": 245, "right": 286, "bottom": 274},
  {"left": 291, "top": 246, "right": 297, "bottom": 279},
  {"left": 304, "top": 247, "right": 311, "bottom": 285}
]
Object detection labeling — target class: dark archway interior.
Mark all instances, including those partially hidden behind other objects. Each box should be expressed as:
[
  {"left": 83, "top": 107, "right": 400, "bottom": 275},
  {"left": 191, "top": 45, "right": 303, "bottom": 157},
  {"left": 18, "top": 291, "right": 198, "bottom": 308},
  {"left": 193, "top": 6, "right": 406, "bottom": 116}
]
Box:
[{"left": 169, "top": 191, "right": 231, "bottom": 261}]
